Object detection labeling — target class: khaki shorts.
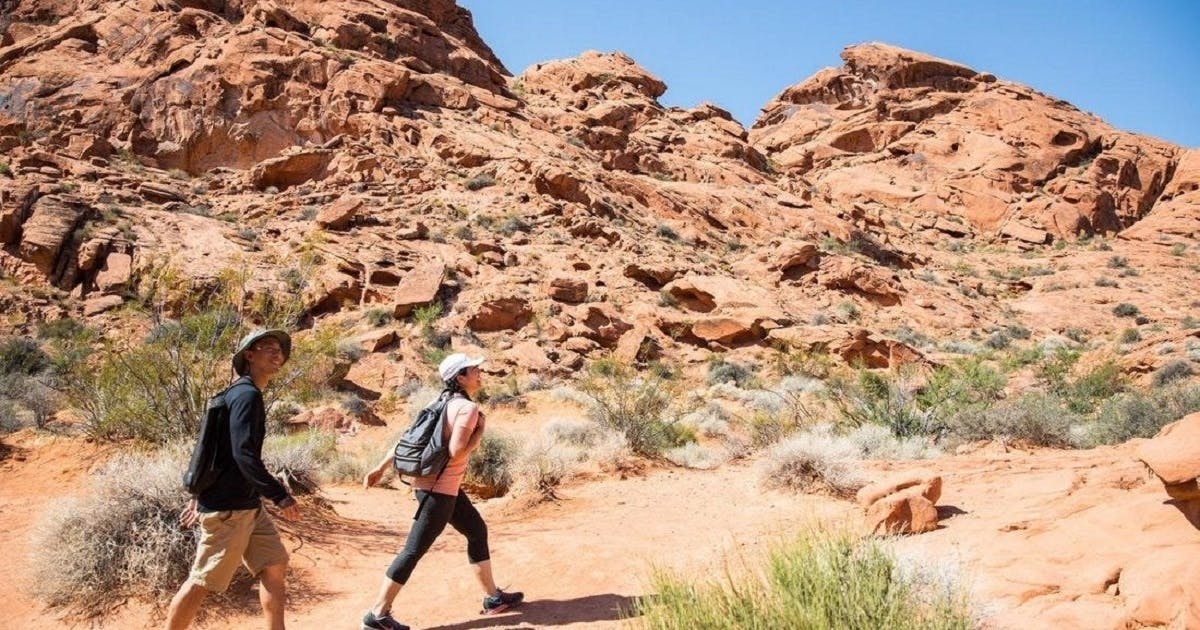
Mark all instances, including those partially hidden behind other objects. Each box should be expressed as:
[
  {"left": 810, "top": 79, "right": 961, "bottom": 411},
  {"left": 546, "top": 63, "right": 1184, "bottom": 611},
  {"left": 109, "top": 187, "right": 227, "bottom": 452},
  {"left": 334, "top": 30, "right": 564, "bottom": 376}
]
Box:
[{"left": 189, "top": 506, "right": 289, "bottom": 592}]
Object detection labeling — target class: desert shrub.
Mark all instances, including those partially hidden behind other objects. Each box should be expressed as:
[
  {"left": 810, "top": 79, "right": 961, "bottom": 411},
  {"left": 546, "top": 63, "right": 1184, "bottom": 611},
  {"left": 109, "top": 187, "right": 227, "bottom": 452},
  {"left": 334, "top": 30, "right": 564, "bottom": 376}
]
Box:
[
  {"left": 1094, "top": 276, "right": 1118, "bottom": 288},
  {"left": 1112, "top": 303, "right": 1140, "bottom": 318},
  {"left": 578, "top": 360, "right": 692, "bottom": 457},
  {"left": 946, "top": 394, "right": 1077, "bottom": 447},
  {"left": 30, "top": 450, "right": 195, "bottom": 610},
  {"left": 321, "top": 447, "right": 380, "bottom": 485},
  {"left": 464, "top": 174, "right": 495, "bottom": 191},
  {"left": 497, "top": 215, "right": 530, "bottom": 236},
  {"left": 1078, "top": 384, "right": 1200, "bottom": 446},
  {"left": 37, "top": 317, "right": 88, "bottom": 341},
  {"left": 825, "top": 370, "right": 933, "bottom": 439},
  {"left": 680, "top": 402, "right": 732, "bottom": 437},
  {"left": 655, "top": 223, "right": 679, "bottom": 241},
  {"left": 1152, "top": 360, "right": 1194, "bottom": 388},
  {"left": 916, "top": 358, "right": 1006, "bottom": 421},
  {"left": 541, "top": 417, "right": 605, "bottom": 446},
  {"left": 263, "top": 430, "right": 337, "bottom": 495},
  {"left": 340, "top": 392, "right": 369, "bottom": 417},
  {"left": 466, "top": 433, "right": 518, "bottom": 496},
  {"left": 842, "top": 423, "right": 941, "bottom": 460},
  {"left": 513, "top": 437, "right": 573, "bottom": 500},
  {"left": 0, "top": 337, "right": 50, "bottom": 375},
  {"left": 63, "top": 302, "right": 334, "bottom": 443},
  {"left": 706, "top": 356, "right": 755, "bottom": 388},
  {"left": 364, "top": 307, "right": 392, "bottom": 327},
  {"left": 664, "top": 443, "right": 728, "bottom": 470},
  {"left": 631, "top": 528, "right": 972, "bottom": 630},
  {"left": 1107, "top": 255, "right": 1129, "bottom": 269},
  {"left": 759, "top": 433, "right": 863, "bottom": 497},
  {"left": 0, "top": 399, "right": 23, "bottom": 433},
  {"left": 1063, "top": 360, "right": 1127, "bottom": 413},
  {"left": 1120, "top": 328, "right": 1142, "bottom": 344}
]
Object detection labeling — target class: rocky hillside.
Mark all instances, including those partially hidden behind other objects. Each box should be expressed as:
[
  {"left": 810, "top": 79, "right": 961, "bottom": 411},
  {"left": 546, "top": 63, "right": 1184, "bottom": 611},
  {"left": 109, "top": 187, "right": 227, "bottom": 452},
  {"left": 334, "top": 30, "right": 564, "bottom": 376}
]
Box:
[{"left": 0, "top": 0, "right": 1197, "bottom": 383}]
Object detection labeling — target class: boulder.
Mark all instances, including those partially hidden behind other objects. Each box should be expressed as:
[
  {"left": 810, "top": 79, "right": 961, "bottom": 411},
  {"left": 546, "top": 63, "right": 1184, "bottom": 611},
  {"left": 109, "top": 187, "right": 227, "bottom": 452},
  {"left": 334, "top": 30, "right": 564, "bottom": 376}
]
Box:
[
  {"left": 1137, "top": 412, "right": 1200, "bottom": 485},
  {"left": 17, "top": 196, "right": 89, "bottom": 278},
  {"left": 94, "top": 252, "right": 132, "bottom": 294},
  {"left": 316, "top": 196, "right": 363, "bottom": 230},
  {"left": 623, "top": 261, "right": 679, "bottom": 288},
  {"left": 250, "top": 149, "right": 332, "bottom": 191},
  {"left": 857, "top": 473, "right": 943, "bottom": 535},
  {"left": 352, "top": 328, "right": 396, "bottom": 353},
  {"left": 547, "top": 277, "right": 588, "bottom": 303},
  {"left": 392, "top": 261, "right": 444, "bottom": 318},
  {"left": 570, "top": 304, "right": 633, "bottom": 346},
  {"left": 467, "top": 297, "right": 532, "bottom": 332}
]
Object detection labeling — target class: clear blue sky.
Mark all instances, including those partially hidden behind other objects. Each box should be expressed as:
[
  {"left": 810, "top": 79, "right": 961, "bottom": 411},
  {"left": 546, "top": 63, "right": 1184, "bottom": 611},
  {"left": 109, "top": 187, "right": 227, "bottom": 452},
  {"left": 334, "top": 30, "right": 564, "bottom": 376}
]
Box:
[{"left": 459, "top": 1, "right": 1200, "bottom": 147}]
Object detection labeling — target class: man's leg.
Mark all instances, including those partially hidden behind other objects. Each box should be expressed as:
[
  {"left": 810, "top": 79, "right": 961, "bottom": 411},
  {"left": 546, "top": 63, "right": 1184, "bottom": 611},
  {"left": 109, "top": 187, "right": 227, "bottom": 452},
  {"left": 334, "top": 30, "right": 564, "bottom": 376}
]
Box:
[
  {"left": 258, "top": 562, "right": 287, "bottom": 630},
  {"left": 164, "top": 580, "right": 209, "bottom": 630}
]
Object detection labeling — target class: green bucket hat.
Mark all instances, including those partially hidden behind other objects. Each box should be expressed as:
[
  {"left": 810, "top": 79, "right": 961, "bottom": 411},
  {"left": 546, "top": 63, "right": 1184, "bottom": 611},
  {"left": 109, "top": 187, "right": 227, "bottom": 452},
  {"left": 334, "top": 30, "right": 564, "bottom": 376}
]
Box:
[{"left": 232, "top": 329, "right": 292, "bottom": 376}]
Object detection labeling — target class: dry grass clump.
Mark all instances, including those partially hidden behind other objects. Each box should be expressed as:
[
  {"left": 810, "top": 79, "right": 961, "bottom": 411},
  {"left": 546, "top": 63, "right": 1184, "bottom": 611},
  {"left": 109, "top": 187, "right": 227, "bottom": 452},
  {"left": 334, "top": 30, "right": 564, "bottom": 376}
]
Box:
[
  {"left": 263, "top": 430, "right": 337, "bottom": 494},
  {"left": 512, "top": 436, "right": 575, "bottom": 500},
  {"left": 664, "top": 443, "right": 729, "bottom": 470},
  {"left": 679, "top": 402, "right": 731, "bottom": 437},
  {"left": 30, "top": 449, "right": 194, "bottom": 610},
  {"left": 759, "top": 432, "right": 864, "bottom": 498},
  {"left": 843, "top": 423, "right": 942, "bottom": 460}
]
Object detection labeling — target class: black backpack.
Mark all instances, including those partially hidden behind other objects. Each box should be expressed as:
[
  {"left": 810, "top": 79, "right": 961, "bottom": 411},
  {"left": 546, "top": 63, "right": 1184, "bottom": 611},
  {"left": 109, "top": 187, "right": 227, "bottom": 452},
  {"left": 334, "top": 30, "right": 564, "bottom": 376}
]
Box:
[
  {"left": 393, "top": 390, "right": 455, "bottom": 479},
  {"left": 182, "top": 377, "right": 249, "bottom": 495}
]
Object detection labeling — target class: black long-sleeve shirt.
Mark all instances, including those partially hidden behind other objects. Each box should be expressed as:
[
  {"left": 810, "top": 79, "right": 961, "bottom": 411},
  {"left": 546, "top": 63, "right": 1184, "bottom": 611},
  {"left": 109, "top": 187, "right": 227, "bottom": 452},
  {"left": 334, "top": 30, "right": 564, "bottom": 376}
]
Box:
[{"left": 197, "top": 379, "right": 292, "bottom": 512}]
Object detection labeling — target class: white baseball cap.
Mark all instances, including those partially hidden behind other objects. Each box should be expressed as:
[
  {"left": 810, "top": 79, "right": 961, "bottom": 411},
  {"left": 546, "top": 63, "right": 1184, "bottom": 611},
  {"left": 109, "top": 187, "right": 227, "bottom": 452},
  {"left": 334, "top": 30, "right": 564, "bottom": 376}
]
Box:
[{"left": 438, "top": 353, "right": 485, "bottom": 382}]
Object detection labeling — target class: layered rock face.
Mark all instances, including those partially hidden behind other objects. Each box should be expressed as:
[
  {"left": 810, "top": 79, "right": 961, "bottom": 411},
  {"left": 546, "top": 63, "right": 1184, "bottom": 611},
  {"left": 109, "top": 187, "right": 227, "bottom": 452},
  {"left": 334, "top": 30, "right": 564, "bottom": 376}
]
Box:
[
  {"left": 0, "top": 4, "right": 1196, "bottom": 381},
  {"left": 751, "top": 43, "right": 1186, "bottom": 243}
]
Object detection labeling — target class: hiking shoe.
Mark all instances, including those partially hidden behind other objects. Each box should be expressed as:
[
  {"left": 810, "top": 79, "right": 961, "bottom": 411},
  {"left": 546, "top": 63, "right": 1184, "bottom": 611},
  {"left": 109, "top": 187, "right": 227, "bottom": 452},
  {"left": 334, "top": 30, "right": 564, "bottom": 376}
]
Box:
[
  {"left": 481, "top": 588, "right": 524, "bottom": 615},
  {"left": 362, "top": 610, "right": 409, "bottom": 630}
]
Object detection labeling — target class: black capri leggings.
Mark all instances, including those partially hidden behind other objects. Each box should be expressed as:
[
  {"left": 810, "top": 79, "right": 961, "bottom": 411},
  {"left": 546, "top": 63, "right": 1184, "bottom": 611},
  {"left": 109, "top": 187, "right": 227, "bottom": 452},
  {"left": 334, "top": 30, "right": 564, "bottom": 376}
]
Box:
[{"left": 385, "top": 489, "right": 489, "bottom": 584}]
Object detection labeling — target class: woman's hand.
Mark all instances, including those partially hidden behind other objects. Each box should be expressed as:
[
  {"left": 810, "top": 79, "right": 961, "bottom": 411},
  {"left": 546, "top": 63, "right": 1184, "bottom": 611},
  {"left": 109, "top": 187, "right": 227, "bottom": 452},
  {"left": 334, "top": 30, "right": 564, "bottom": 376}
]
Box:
[{"left": 364, "top": 466, "right": 386, "bottom": 489}]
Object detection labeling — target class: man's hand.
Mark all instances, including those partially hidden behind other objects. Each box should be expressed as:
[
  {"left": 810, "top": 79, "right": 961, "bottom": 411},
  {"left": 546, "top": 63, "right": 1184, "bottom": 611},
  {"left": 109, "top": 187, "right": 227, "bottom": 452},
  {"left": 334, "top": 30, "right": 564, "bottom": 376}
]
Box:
[
  {"left": 277, "top": 502, "right": 301, "bottom": 521},
  {"left": 179, "top": 499, "right": 199, "bottom": 529}
]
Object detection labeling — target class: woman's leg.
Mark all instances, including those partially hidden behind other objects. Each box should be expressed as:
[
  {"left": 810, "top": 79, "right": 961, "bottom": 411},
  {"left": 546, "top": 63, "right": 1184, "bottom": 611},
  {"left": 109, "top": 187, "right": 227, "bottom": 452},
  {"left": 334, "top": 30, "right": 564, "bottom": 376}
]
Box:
[
  {"left": 447, "top": 490, "right": 494, "bottom": 595},
  {"left": 370, "top": 491, "right": 456, "bottom": 615}
]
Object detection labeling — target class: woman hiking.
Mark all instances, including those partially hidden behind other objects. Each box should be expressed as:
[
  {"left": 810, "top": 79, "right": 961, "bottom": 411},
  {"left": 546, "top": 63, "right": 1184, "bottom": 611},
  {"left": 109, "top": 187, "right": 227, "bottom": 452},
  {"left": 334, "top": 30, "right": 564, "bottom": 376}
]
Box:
[{"left": 360, "top": 353, "right": 523, "bottom": 630}]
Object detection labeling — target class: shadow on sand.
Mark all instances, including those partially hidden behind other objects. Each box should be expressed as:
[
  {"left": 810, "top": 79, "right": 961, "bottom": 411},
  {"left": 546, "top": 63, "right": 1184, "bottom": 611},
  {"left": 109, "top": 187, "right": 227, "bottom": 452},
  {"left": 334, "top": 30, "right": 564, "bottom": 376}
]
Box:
[{"left": 423, "top": 593, "right": 643, "bottom": 630}]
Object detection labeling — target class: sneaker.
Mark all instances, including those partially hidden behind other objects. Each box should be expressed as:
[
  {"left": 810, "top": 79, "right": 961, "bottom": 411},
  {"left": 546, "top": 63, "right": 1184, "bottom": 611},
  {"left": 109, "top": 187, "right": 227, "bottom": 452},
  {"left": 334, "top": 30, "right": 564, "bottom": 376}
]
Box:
[
  {"left": 481, "top": 588, "right": 524, "bottom": 615},
  {"left": 362, "top": 610, "right": 409, "bottom": 630}
]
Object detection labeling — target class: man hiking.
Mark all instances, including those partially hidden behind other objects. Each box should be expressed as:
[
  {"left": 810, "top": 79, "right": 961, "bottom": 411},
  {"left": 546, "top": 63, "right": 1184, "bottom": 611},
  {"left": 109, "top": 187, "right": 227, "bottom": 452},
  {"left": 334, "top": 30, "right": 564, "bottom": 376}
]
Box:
[{"left": 165, "top": 329, "right": 301, "bottom": 630}]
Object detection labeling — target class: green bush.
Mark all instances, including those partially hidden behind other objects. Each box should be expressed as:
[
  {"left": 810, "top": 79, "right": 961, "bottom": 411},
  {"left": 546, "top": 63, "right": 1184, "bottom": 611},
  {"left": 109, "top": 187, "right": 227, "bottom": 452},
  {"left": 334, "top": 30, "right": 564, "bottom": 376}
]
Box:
[
  {"left": 946, "top": 394, "right": 1077, "bottom": 447},
  {"left": 630, "top": 528, "right": 972, "bottom": 629},
  {"left": 0, "top": 337, "right": 50, "bottom": 375},
  {"left": 1063, "top": 360, "right": 1126, "bottom": 414},
  {"left": 63, "top": 300, "right": 333, "bottom": 444},
  {"left": 37, "top": 317, "right": 88, "bottom": 341},
  {"left": 706, "top": 356, "right": 755, "bottom": 388},
  {"left": 825, "top": 370, "right": 933, "bottom": 439},
  {"left": 363, "top": 307, "right": 392, "bottom": 327},
  {"left": 1120, "top": 328, "right": 1142, "bottom": 343},
  {"left": 1112, "top": 303, "right": 1140, "bottom": 318},
  {"left": 464, "top": 174, "right": 496, "bottom": 191},
  {"left": 466, "top": 433, "right": 518, "bottom": 496},
  {"left": 916, "top": 358, "right": 1006, "bottom": 420},
  {"left": 1152, "top": 360, "right": 1194, "bottom": 388},
  {"left": 1079, "top": 385, "right": 1200, "bottom": 446},
  {"left": 579, "top": 360, "right": 691, "bottom": 457}
]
